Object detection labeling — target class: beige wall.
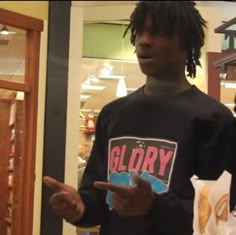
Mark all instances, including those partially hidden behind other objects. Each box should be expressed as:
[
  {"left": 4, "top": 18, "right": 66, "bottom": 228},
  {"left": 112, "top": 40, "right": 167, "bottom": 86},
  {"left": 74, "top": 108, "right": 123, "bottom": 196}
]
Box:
[
  {"left": 0, "top": 2, "right": 49, "bottom": 235},
  {"left": 0, "top": 1, "right": 48, "bottom": 20}
]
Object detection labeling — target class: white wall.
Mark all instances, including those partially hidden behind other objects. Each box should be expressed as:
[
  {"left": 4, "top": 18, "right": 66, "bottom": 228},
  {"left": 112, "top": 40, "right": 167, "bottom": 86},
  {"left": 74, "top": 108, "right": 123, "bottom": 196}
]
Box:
[
  {"left": 197, "top": 1, "right": 236, "bottom": 21},
  {"left": 63, "top": 6, "right": 84, "bottom": 235},
  {"left": 33, "top": 20, "right": 48, "bottom": 235}
]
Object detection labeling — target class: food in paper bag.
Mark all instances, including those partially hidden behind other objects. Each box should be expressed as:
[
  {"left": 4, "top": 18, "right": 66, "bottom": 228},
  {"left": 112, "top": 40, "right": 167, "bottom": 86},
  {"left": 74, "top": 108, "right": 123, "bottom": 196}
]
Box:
[
  {"left": 191, "top": 171, "right": 232, "bottom": 235},
  {"left": 198, "top": 185, "right": 212, "bottom": 233}
]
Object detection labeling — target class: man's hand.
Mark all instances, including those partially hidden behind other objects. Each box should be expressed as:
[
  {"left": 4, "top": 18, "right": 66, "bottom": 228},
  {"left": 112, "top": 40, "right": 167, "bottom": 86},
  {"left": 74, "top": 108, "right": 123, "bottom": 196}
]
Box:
[
  {"left": 94, "top": 174, "right": 153, "bottom": 217},
  {"left": 43, "top": 176, "right": 85, "bottom": 223}
]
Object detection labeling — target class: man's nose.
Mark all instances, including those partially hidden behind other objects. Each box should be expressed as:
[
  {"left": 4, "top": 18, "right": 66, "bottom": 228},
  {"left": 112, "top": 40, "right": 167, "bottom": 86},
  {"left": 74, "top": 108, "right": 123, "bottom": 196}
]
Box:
[{"left": 136, "top": 31, "right": 153, "bottom": 48}]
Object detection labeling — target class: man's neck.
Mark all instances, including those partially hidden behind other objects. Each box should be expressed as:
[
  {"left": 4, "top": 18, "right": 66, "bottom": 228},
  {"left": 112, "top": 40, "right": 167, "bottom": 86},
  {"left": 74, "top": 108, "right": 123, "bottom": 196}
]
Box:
[{"left": 144, "top": 75, "right": 191, "bottom": 97}]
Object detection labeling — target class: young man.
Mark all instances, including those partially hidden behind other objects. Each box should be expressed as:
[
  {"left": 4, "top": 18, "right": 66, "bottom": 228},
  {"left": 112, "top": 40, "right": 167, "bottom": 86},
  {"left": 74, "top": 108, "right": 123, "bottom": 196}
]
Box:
[{"left": 43, "top": 1, "right": 235, "bottom": 235}]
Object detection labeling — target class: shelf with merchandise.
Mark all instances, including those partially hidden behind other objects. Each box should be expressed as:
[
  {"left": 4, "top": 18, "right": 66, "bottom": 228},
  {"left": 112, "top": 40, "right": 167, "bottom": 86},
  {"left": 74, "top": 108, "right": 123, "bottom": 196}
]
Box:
[
  {"left": 5, "top": 217, "right": 12, "bottom": 225},
  {"left": 8, "top": 167, "right": 14, "bottom": 172}
]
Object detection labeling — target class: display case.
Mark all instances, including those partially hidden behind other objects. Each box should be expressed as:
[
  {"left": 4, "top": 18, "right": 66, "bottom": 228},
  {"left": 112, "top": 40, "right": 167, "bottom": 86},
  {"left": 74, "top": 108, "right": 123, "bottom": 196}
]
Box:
[{"left": 0, "top": 97, "right": 24, "bottom": 235}]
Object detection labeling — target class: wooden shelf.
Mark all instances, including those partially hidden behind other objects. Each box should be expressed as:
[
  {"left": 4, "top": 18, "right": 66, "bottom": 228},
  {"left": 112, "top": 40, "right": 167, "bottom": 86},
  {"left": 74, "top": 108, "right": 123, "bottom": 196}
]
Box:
[
  {"left": 8, "top": 167, "right": 14, "bottom": 172},
  {"left": 9, "top": 123, "right": 15, "bottom": 129},
  {"left": 9, "top": 153, "right": 15, "bottom": 157},
  {"left": 8, "top": 201, "right": 13, "bottom": 206},
  {"left": 5, "top": 217, "right": 12, "bottom": 225}
]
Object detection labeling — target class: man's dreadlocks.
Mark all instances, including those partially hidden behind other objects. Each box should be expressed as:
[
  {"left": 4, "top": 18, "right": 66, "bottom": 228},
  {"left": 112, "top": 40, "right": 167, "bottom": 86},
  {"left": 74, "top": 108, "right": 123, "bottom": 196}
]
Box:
[{"left": 124, "top": 1, "right": 207, "bottom": 78}]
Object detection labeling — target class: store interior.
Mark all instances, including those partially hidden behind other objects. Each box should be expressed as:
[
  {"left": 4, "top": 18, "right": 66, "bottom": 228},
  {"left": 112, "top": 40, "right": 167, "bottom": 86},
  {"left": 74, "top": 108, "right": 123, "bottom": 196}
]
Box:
[
  {"left": 78, "top": 20, "right": 236, "bottom": 170},
  {"left": 0, "top": 2, "right": 236, "bottom": 235}
]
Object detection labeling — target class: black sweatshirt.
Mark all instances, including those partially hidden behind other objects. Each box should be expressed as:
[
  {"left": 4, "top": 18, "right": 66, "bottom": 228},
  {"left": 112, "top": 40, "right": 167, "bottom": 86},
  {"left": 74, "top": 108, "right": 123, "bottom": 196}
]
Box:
[{"left": 76, "top": 85, "right": 235, "bottom": 235}]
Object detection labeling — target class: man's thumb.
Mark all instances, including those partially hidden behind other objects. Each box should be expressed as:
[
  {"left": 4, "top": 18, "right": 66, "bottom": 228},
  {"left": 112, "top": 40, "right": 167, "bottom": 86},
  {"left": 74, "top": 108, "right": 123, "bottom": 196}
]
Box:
[
  {"left": 133, "top": 174, "right": 152, "bottom": 190},
  {"left": 43, "top": 176, "right": 66, "bottom": 192}
]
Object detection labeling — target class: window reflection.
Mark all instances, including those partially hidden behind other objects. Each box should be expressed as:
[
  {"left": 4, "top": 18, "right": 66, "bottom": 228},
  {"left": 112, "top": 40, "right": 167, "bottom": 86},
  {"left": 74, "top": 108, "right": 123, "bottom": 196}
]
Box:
[{"left": 0, "top": 24, "right": 26, "bottom": 84}]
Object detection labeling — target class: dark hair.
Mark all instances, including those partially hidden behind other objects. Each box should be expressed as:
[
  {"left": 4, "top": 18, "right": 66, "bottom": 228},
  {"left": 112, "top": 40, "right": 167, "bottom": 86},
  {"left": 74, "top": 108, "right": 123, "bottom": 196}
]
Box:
[{"left": 124, "top": 1, "right": 207, "bottom": 78}]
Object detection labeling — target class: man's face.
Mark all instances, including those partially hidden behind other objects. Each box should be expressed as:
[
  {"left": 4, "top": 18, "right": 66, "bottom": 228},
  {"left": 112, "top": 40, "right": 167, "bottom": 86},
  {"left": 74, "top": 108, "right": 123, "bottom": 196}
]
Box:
[{"left": 135, "top": 16, "right": 187, "bottom": 77}]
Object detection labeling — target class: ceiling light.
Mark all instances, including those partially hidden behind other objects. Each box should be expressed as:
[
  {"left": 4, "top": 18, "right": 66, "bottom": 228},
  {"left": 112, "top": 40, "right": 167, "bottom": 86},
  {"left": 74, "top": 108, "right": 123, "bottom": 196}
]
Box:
[
  {"left": 100, "top": 64, "right": 113, "bottom": 76},
  {"left": 0, "top": 25, "right": 9, "bottom": 35},
  {"left": 84, "top": 75, "right": 100, "bottom": 84},
  {"left": 100, "top": 67, "right": 111, "bottom": 76},
  {"left": 221, "top": 81, "right": 236, "bottom": 89},
  {"left": 81, "top": 83, "right": 106, "bottom": 91},
  {"left": 90, "top": 76, "right": 100, "bottom": 83},
  {"left": 80, "top": 94, "right": 91, "bottom": 100},
  {"left": 224, "top": 103, "right": 235, "bottom": 107},
  {"left": 224, "top": 83, "right": 236, "bottom": 89},
  {"left": 99, "top": 74, "right": 127, "bottom": 80},
  {"left": 0, "top": 25, "right": 16, "bottom": 35},
  {"left": 219, "top": 72, "right": 228, "bottom": 80},
  {"left": 84, "top": 78, "right": 91, "bottom": 85},
  {"left": 116, "top": 77, "right": 127, "bottom": 97}
]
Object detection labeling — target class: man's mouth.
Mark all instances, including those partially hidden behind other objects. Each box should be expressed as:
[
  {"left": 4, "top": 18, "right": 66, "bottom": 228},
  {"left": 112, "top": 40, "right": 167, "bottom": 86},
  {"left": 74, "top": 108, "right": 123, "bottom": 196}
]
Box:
[
  {"left": 137, "top": 54, "right": 153, "bottom": 59},
  {"left": 137, "top": 54, "right": 155, "bottom": 64}
]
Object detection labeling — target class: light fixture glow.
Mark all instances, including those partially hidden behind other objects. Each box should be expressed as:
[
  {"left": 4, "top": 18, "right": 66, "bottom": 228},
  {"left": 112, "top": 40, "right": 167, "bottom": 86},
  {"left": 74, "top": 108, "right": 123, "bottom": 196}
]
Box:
[
  {"left": 80, "top": 94, "right": 91, "bottom": 99},
  {"left": 221, "top": 81, "right": 236, "bottom": 89},
  {"left": 100, "top": 64, "right": 113, "bottom": 76},
  {"left": 224, "top": 103, "right": 235, "bottom": 107},
  {"left": 116, "top": 77, "right": 127, "bottom": 97},
  {"left": 0, "top": 25, "right": 16, "bottom": 35},
  {"left": 0, "top": 26, "right": 9, "bottom": 35},
  {"left": 99, "top": 74, "right": 127, "bottom": 80}
]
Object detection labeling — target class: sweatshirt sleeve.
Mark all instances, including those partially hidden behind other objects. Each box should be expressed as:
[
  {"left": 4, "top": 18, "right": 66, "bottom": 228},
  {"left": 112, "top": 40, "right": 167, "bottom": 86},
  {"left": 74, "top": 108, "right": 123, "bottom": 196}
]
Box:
[
  {"left": 74, "top": 110, "right": 109, "bottom": 226},
  {"left": 195, "top": 116, "right": 236, "bottom": 210},
  {"left": 148, "top": 117, "right": 236, "bottom": 235}
]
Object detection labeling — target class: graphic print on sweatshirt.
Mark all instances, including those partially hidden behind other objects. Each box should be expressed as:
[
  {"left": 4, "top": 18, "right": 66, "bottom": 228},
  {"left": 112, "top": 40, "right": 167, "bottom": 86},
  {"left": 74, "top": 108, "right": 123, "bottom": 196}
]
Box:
[{"left": 106, "top": 137, "right": 178, "bottom": 206}]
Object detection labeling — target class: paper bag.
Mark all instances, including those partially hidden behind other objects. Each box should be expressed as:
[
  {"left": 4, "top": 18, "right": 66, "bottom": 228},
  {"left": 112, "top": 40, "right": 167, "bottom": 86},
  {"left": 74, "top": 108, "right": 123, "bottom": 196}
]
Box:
[{"left": 191, "top": 171, "right": 235, "bottom": 235}]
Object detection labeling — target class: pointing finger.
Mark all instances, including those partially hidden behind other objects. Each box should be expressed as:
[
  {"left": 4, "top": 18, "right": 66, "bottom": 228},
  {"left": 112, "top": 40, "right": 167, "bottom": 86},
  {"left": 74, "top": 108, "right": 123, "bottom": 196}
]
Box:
[
  {"left": 94, "top": 181, "right": 131, "bottom": 194},
  {"left": 43, "top": 176, "right": 67, "bottom": 192}
]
